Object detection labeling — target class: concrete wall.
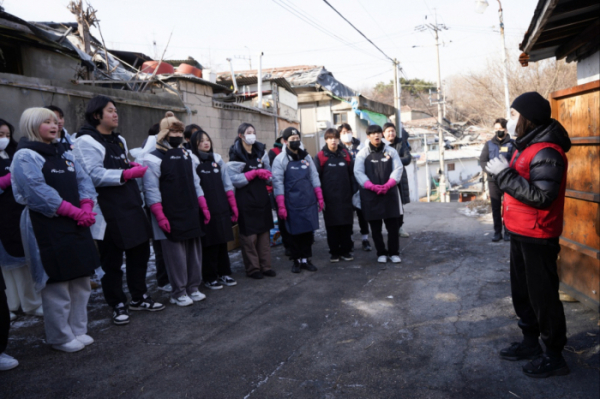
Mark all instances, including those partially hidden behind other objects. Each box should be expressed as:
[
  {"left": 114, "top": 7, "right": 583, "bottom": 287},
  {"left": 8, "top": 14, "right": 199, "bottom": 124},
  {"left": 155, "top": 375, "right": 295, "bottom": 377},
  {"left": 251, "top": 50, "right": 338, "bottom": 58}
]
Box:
[
  {"left": 21, "top": 45, "right": 80, "bottom": 83},
  {"left": 176, "top": 79, "right": 299, "bottom": 160},
  {"left": 416, "top": 157, "right": 480, "bottom": 198},
  {"left": 0, "top": 72, "right": 185, "bottom": 149},
  {"left": 577, "top": 51, "right": 600, "bottom": 85}
]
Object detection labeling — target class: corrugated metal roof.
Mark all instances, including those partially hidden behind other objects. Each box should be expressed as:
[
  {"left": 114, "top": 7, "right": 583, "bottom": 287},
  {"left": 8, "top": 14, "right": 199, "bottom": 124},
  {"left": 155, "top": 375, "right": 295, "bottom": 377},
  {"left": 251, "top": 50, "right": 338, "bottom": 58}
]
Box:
[{"left": 217, "top": 76, "right": 296, "bottom": 94}]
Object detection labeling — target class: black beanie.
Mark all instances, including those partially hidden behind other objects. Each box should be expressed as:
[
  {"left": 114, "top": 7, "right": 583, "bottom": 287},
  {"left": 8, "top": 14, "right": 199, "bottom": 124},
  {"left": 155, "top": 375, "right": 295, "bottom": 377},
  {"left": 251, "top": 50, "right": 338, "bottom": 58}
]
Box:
[
  {"left": 511, "top": 92, "right": 551, "bottom": 126},
  {"left": 281, "top": 127, "right": 301, "bottom": 141}
]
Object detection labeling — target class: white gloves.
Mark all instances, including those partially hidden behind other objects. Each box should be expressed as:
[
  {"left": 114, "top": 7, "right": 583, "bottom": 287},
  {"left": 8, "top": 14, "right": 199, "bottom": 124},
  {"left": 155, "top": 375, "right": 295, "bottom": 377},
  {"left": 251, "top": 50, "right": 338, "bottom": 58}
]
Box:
[{"left": 486, "top": 156, "right": 510, "bottom": 175}]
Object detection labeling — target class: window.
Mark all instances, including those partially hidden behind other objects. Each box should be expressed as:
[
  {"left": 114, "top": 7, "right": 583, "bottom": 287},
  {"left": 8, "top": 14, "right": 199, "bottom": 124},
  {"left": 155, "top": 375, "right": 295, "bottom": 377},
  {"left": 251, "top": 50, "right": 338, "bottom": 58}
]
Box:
[
  {"left": 447, "top": 163, "right": 455, "bottom": 171},
  {"left": 333, "top": 112, "right": 348, "bottom": 125},
  {"left": 0, "top": 40, "right": 23, "bottom": 75}
]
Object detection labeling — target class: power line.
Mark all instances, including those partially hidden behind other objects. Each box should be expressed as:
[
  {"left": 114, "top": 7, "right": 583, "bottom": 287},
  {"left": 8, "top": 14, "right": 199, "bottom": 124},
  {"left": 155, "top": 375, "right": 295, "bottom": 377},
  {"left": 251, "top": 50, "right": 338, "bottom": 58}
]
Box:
[{"left": 321, "top": 0, "right": 394, "bottom": 62}]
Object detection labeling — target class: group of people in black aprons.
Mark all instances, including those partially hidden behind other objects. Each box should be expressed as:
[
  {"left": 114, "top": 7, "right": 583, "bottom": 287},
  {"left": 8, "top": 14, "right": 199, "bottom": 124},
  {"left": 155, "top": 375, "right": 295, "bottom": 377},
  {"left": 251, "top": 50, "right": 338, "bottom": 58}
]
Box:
[{"left": 0, "top": 95, "right": 408, "bottom": 370}]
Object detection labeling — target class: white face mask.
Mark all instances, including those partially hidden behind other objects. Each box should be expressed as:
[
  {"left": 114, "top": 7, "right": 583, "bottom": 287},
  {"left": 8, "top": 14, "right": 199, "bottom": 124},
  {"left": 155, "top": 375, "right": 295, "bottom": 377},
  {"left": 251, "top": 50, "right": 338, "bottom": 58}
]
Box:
[
  {"left": 0, "top": 137, "right": 9, "bottom": 151},
  {"left": 341, "top": 133, "right": 353, "bottom": 143},
  {"left": 506, "top": 118, "right": 517, "bottom": 137},
  {"left": 243, "top": 134, "right": 256, "bottom": 145}
]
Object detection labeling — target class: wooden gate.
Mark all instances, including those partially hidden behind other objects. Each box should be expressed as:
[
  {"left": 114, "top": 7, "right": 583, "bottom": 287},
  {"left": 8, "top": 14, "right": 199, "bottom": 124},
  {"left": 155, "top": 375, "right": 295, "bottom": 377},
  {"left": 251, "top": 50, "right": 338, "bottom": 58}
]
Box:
[{"left": 550, "top": 80, "right": 600, "bottom": 311}]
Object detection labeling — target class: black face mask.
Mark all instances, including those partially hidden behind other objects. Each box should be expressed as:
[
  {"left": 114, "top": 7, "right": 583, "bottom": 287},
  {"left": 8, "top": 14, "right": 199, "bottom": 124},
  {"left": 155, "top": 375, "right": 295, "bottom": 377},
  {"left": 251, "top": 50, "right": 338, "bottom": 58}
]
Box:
[
  {"left": 496, "top": 130, "right": 506, "bottom": 138},
  {"left": 168, "top": 137, "right": 183, "bottom": 147},
  {"left": 289, "top": 141, "right": 301, "bottom": 151}
]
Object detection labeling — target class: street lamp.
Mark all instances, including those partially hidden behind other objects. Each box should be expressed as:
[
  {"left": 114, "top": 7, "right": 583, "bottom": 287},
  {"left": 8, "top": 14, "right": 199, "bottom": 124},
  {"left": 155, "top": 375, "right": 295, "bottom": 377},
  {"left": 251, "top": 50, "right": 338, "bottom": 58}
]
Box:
[{"left": 475, "top": 0, "right": 511, "bottom": 120}]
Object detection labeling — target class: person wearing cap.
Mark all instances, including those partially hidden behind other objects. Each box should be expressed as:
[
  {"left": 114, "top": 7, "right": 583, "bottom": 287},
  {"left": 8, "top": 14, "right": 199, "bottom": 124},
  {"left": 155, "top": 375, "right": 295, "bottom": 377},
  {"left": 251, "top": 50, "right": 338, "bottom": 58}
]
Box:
[
  {"left": 479, "top": 118, "right": 515, "bottom": 242},
  {"left": 382, "top": 122, "right": 412, "bottom": 238},
  {"left": 272, "top": 127, "right": 324, "bottom": 273},
  {"left": 73, "top": 96, "right": 164, "bottom": 326},
  {"left": 142, "top": 112, "right": 210, "bottom": 307},
  {"left": 354, "top": 124, "right": 403, "bottom": 264},
  {"left": 226, "top": 123, "right": 275, "bottom": 279},
  {"left": 339, "top": 123, "right": 372, "bottom": 252},
  {"left": 268, "top": 134, "right": 291, "bottom": 257},
  {"left": 314, "top": 128, "right": 355, "bottom": 263},
  {"left": 486, "top": 91, "right": 571, "bottom": 378}
]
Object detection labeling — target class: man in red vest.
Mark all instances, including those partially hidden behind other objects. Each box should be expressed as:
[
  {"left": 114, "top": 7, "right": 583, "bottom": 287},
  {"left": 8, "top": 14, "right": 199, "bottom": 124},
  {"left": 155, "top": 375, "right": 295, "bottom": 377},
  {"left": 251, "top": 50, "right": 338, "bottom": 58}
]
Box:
[{"left": 486, "top": 92, "right": 571, "bottom": 379}]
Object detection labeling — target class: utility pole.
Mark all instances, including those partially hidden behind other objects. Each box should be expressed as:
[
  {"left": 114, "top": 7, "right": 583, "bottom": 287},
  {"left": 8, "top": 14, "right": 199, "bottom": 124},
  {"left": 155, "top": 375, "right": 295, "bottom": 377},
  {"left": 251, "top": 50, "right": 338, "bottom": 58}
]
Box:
[
  {"left": 393, "top": 59, "right": 402, "bottom": 129},
  {"left": 498, "top": 1, "right": 511, "bottom": 119},
  {"left": 416, "top": 10, "right": 448, "bottom": 202}
]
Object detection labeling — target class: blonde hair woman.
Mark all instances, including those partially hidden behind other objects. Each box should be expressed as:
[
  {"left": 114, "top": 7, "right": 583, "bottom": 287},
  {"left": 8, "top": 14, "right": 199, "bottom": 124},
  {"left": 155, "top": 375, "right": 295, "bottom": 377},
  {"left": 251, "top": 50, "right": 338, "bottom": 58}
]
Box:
[{"left": 11, "top": 108, "right": 99, "bottom": 353}]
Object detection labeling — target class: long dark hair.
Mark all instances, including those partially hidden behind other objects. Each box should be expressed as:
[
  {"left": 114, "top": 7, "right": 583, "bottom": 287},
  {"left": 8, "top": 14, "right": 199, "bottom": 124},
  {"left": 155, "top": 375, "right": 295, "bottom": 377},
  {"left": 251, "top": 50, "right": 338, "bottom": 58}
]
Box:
[
  {"left": 190, "top": 129, "right": 213, "bottom": 157},
  {"left": 0, "top": 119, "right": 18, "bottom": 157},
  {"left": 515, "top": 115, "right": 537, "bottom": 138},
  {"left": 85, "top": 95, "right": 116, "bottom": 126},
  {"left": 237, "top": 122, "right": 255, "bottom": 138}
]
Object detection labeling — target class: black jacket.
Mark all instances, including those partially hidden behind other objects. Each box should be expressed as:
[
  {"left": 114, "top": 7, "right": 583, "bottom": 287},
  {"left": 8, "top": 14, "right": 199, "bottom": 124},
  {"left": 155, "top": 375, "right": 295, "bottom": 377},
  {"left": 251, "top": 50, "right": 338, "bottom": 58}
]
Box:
[
  {"left": 228, "top": 138, "right": 267, "bottom": 163},
  {"left": 495, "top": 120, "right": 571, "bottom": 209},
  {"left": 479, "top": 134, "right": 514, "bottom": 175},
  {"left": 388, "top": 133, "right": 412, "bottom": 204},
  {"left": 340, "top": 137, "right": 361, "bottom": 159}
]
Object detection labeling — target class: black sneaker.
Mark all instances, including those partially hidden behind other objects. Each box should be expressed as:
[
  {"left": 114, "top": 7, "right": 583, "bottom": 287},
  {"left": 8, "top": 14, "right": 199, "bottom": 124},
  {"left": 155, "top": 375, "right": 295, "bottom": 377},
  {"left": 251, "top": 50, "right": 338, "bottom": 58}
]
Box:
[
  {"left": 204, "top": 280, "right": 224, "bottom": 290},
  {"left": 284, "top": 248, "right": 292, "bottom": 257},
  {"left": 492, "top": 232, "right": 502, "bottom": 242},
  {"left": 262, "top": 270, "right": 277, "bottom": 277},
  {"left": 522, "top": 355, "right": 570, "bottom": 378},
  {"left": 330, "top": 255, "right": 340, "bottom": 263},
  {"left": 218, "top": 275, "right": 237, "bottom": 286},
  {"left": 499, "top": 342, "right": 543, "bottom": 361},
  {"left": 362, "top": 239, "right": 372, "bottom": 252},
  {"left": 301, "top": 261, "right": 318, "bottom": 272},
  {"left": 291, "top": 260, "right": 301, "bottom": 273},
  {"left": 129, "top": 295, "right": 165, "bottom": 312},
  {"left": 248, "top": 271, "right": 264, "bottom": 279},
  {"left": 504, "top": 231, "right": 510, "bottom": 241},
  {"left": 112, "top": 303, "right": 130, "bottom": 325},
  {"left": 340, "top": 253, "right": 354, "bottom": 261}
]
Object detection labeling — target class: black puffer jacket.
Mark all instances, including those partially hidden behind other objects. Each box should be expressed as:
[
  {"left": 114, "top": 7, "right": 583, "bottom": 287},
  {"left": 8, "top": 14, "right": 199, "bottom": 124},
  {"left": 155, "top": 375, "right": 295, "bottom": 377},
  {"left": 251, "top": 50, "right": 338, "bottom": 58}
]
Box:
[
  {"left": 495, "top": 119, "right": 571, "bottom": 209},
  {"left": 388, "top": 131, "right": 412, "bottom": 204}
]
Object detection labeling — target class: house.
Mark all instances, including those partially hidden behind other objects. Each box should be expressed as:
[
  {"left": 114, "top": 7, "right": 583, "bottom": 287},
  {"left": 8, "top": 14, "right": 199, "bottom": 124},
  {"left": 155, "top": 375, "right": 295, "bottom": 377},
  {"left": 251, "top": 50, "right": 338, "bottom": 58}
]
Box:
[
  {"left": 519, "top": 0, "right": 599, "bottom": 310},
  {"left": 400, "top": 105, "right": 433, "bottom": 122}
]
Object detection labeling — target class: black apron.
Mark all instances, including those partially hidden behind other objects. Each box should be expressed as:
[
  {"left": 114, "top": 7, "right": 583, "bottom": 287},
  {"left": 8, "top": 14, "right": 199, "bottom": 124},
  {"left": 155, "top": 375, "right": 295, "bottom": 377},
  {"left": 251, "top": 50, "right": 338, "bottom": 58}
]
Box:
[
  {"left": 284, "top": 156, "right": 319, "bottom": 235},
  {"left": 28, "top": 146, "right": 98, "bottom": 281},
  {"left": 196, "top": 156, "right": 233, "bottom": 246},
  {"left": 319, "top": 154, "right": 354, "bottom": 227},
  {"left": 0, "top": 156, "right": 25, "bottom": 257},
  {"left": 360, "top": 149, "right": 401, "bottom": 221},
  {"left": 153, "top": 148, "right": 203, "bottom": 242},
  {"left": 91, "top": 132, "right": 150, "bottom": 249},
  {"left": 236, "top": 156, "right": 273, "bottom": 236}
]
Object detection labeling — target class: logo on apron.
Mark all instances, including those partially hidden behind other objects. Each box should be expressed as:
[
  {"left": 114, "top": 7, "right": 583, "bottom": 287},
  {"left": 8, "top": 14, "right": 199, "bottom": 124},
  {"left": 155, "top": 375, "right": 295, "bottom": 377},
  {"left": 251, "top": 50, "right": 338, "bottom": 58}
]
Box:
[
  {"left": 338, "top": 162, "right": 345, "bottom": 166},
  {"left": 212, "top": 162, "right": 219, "bottom": 173},
  {"left": 65, "top": 159, "right": 75, "bottom": 172},
  {"left": 301, "top": 159, "right": 308, "bottom": 169},
  {"left": 257, "top": 158, "right": 263, "bottom": 168}
]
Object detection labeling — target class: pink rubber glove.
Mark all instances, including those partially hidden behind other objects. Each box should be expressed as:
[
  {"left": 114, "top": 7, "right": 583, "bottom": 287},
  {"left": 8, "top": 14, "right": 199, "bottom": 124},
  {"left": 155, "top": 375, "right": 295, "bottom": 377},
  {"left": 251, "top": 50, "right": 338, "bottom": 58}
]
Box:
[
  {"left": 129, "top": 161, "right": 141, "bottom": 167},
  {"left": 78, "top": 199, "right": 97, "bottom": 227},
  {"left": 226, "top": 190, "right": 239, "bottom": 222},
  {"left": 198, "top": 196, "right": 211, "bottom": 225},
  {"left": 364, "top": 180, "right": 380, "bottom": 193},
  {"left": 256, "top": 169, "right": 272, "bottom": 180},
  {"left": 314, "top": 187, "right": 324, "bottom": 212},
  {"left": 150, "top": 203, "right": 171, "bottom": 233},
  {"left": 244, "top": 169, "right": 259, "bottom": 181},
  {"left": 122, "top": 165, "right": 148, "bottom": 181},
  {"left": 56, "top": 201, "right": 90, "bottom": 226},
  {"left": 276, "top": 195, "right": 287, "bottom": 220},
  {"left": 379, "top": 179, "right": 398, "bottom": 195},
  {"left": 0, "top": 173, "right": 11, "bottom": 190}
]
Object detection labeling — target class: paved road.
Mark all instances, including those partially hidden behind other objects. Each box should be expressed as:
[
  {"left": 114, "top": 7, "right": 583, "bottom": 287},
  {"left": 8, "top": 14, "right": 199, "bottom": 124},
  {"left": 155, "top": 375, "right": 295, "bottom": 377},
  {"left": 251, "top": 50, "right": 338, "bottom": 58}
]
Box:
[{"left": 1, "top": 203, "right": 598, "bottom": 399}]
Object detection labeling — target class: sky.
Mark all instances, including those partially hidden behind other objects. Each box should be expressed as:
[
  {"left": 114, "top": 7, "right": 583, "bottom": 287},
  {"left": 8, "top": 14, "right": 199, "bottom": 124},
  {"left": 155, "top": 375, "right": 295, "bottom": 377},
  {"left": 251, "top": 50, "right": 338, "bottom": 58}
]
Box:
[{"left": 3, "top": 0, "right": 539, "bottom": 91}]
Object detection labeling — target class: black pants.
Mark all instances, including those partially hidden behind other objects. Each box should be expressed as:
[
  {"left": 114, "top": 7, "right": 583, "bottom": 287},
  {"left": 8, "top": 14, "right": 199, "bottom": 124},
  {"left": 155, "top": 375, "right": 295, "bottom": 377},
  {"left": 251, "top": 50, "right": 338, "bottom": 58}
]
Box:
[
  {"left": 355, "top": 208, "right": 370, "bottom": 235},
  {"left": 97, "top": 236, "right": 150, "bottom": 307},
  {"left": 0, "top": 289, "right": 9, "bottom": 354},
  {"left": 152, "top": 240, "right": 169, "bottom": 287},
  {"left": 397, "top": 214, "right": 404, "bottom": 229},
  {"left": 326, "top": 224, "right": 353, "bottom": 257},
  {"left": 279, "top": 216, "right": 291, "bottom": 249},
  {"left": 369, "top": 218, "right": 400, "bottom": 257},
  {"left": 489, "top": 180, "right": 504, "bottom": 234},
  {"left": 202, "top": 243, "right": 232, "bottom": 282},
  {"left": 289, "top": 232, "right": 313, "bottom": 259},
  {"left": 510, "top": 236, "right": 567, "bottom": 356}
]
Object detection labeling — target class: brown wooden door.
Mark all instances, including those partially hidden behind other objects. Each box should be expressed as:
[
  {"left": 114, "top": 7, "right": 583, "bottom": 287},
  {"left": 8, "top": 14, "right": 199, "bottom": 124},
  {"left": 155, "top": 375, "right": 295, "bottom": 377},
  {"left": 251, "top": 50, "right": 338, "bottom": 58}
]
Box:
[{"left": 550, "top": 80, "right": 600, "bottom": 311}]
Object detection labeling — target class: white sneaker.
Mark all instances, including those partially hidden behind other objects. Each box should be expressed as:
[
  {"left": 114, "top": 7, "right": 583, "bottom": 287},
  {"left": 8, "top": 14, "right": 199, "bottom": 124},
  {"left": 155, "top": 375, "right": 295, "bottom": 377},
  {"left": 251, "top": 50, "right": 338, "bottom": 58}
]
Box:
[
  {"left": 0, "top": 353, "right": 19, "bottom": 371},
  {"left": 158, "top": 283, "right": 172, "bottom": 292},
  {"left": 75, "top": 334, "right": 94, "bottom": 346},
  {"left": 170, "top": 295, "right": 194, "bottom": 307},
  {"left": 189, "top": 291, "right": 206, "bottom": 302},
  {"left": 390, "top": 255, "right": 402, "bottom": 263},
  {"left": 25, "top": 306, "right": 44, "bottom": 317},
  {"left": 377, "top": 256, "right": 388, "bottom": 263},
  {"left": 9, "top": 312, "right": 16, "bottom": 322},
  {"left": 52, "top": 338, "right": 85, "bottom": 353},
  {"left": 399, "top": 227, "right": 410, "bottom": 238}
]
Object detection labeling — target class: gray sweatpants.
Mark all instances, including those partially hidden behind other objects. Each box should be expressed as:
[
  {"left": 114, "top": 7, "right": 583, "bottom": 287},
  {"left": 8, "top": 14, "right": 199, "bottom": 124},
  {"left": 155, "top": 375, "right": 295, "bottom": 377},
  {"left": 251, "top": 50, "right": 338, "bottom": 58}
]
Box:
[
  {"left": 41, "top": 277, "right": 91, "bottom": 345},
  {"left": 161, "top": 237, "right": 202, "bottom": 299}
]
